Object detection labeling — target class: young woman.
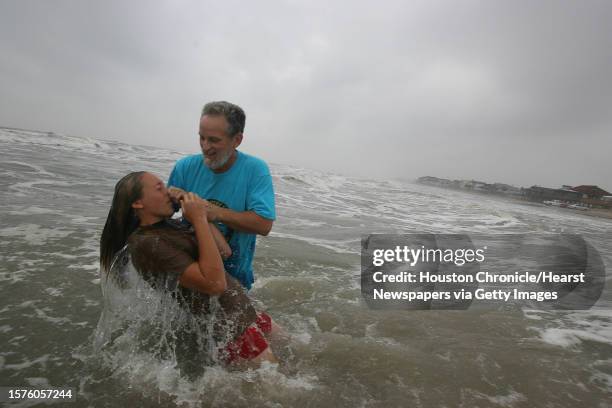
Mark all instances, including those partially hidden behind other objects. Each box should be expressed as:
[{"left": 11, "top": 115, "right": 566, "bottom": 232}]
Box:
[{"left": 100, "top": 171, "right": 277, "bottom": 366}]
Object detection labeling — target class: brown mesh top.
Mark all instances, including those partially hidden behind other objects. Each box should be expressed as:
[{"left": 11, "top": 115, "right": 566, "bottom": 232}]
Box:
[{"left": 127, "top": 219, "right": 257, "bottom": 342}]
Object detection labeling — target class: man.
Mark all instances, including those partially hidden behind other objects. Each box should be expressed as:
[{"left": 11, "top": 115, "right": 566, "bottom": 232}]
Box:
[{"left": 168, "top": 101, "right": 275, "bottom": 290}]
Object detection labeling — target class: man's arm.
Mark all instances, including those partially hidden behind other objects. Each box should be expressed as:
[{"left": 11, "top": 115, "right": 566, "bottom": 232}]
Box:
[
  {"left": 209, "top": 222, "right": 232, "bottom": 258},
  {"left": 206, "top": 206, "right": 273, "bottom": 236},
  {"left": 213, "top": 163, "right": 275, "bottom": 236},
  {"left": 167, "top": 164, "right": 275, "bottom": 236}
]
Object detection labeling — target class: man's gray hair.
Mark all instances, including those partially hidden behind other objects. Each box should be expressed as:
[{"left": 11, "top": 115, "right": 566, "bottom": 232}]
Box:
[{"left": 201, "top": 101, "right": 246, "bottom": 137}]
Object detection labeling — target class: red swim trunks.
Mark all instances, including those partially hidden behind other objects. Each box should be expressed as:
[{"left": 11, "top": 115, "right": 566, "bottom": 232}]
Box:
[{"left": 223, "top": 312, "right": 272, "bottom": 364}]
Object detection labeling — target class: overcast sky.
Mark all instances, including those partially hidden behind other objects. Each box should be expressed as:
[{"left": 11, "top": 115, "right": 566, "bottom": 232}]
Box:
[{"left": 1, "top": 0, "right": 611, "bottom": 189}]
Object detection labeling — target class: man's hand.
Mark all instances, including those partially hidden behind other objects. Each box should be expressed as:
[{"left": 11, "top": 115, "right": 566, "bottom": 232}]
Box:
[
  {"left": 169, "top": 186, "right": 187, "bottom": 204},
  {"left": 204, "top": 202, "right": 222, "bottom": 222}
]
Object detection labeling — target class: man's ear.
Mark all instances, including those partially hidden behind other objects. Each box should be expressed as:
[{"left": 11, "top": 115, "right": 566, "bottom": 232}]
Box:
[
  {"left": 232, "top": 133, "right": 243, "bottom": 148},
  {"left": 132, "top": 200, "right": 144, "bottom": 209}
]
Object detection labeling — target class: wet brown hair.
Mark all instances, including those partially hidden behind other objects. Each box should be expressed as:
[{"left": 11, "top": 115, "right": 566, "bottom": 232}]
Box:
[{"left": 99, "top": 171, "right": 146, "bottom": 272}]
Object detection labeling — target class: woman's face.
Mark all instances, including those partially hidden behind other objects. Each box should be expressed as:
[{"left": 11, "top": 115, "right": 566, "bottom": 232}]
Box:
[{"left": 133, "top": 172, "right": 174, "bottom": 219}]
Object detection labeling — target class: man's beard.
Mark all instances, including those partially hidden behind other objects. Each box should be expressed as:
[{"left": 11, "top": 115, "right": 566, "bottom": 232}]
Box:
[{"left": 203, "top": 149, "right": 233, "bottom": 170}]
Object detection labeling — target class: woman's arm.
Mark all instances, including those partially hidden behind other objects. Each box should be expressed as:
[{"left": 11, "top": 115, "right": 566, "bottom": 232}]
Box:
[
  {"left": 177, "top": 193, "right": 227, "bottom": 295},
  {"left": 209, "top": 223, "right": 232, "bottom": 259}
]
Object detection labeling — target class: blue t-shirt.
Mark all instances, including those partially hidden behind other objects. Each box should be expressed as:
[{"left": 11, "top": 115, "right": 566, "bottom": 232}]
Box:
[{"left": 168, "top": 151, "right": 275, "bottom": 289}]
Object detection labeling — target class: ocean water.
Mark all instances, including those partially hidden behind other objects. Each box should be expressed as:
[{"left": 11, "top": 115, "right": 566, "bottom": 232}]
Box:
[{"left": 1, "top": 127, "right": 611, "bottom": 407}]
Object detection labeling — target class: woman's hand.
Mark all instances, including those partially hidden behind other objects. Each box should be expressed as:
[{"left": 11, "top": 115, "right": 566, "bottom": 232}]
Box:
[{"left": 180, "top": 192, "right": 208, "bottom": 224}]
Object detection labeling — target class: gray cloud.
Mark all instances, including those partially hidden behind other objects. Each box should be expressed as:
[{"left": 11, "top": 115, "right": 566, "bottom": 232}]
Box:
[{"left": 1, "top": 0, "right": 611, "bottom": 189}]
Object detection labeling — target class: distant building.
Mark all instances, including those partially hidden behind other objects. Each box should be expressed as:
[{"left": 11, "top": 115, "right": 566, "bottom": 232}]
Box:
[
  {"left": 524, "top": 186, "right": 582, "bottom": 202},
  {"left": 416, "top": 177, "right": 612, "bottom": 210},
  {"left": 571, "top": 185, "right": 611, "bottom": 199}
]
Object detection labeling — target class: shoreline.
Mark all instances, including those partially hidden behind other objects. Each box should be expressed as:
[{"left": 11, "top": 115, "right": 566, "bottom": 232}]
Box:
[
  {"left": 417, "top": 183, "right": 612, "bottom": 222},
  {"left": 509, "top": 196, "right": 612, "bottom": 221}
]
